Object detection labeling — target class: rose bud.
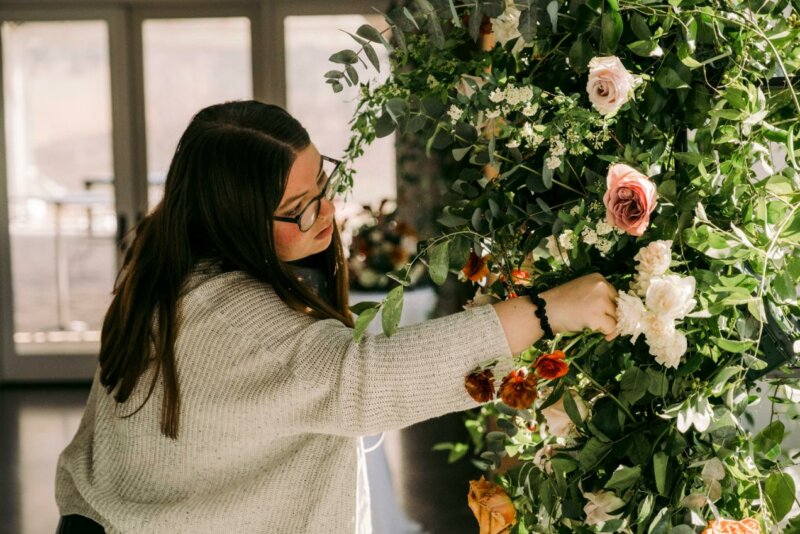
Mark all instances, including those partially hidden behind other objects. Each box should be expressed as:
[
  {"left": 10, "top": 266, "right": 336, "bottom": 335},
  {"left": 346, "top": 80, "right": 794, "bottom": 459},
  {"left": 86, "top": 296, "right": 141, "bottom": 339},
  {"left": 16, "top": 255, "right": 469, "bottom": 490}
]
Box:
[
  {"left": 603, "top": 163, "right": 657, "bottom": 236},
  {"left": 467, "top": 477, "right": 517, "bottom": 534},
  {"left": 533, "top": 350, "right": 569, "bottom": 380},
  {"left": 465, "top": 369, "right": 495, "bottom": 403},
  {"left": 499, "top": 368, "right": 538, "bottom": 410}
]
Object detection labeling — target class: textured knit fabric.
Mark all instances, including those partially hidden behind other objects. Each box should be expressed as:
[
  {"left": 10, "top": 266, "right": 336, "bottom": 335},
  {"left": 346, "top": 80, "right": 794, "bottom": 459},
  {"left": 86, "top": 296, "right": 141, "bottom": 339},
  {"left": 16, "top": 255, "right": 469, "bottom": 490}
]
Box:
[{"left": 55, "top": 261, "right": 515, "bottom": 534}]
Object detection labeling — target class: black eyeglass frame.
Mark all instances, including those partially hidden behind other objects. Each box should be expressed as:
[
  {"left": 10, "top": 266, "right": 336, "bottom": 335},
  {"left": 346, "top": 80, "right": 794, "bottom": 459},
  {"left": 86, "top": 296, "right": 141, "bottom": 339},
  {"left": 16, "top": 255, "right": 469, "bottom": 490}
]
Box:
[{"left": 272, "top": 155, "right": 342, "bottom": 232}]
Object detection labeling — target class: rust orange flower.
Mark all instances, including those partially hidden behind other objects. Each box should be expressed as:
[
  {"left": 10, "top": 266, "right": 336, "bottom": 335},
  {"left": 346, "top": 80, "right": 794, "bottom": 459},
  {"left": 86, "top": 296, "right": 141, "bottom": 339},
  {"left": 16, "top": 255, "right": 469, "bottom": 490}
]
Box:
[
  {"left": 511, "top": 269, "right": 533, "bottom": 286},
  {"left": 467, "top": 477, "right": 517, "bottom": 534},
  {"left": 499, "top": 368, "right": 538, "bottom": 410},
  {"left": 465, "top": 369, "right": 495, "bottom": 403},
  {"left": 533, "top": 350, "right": 569, "bottom": 380},
  {"left": 462, "top": 252, "right": 491, "bottom": 282},
  {"left": 701, "top": 518, "right": 760, "bottom": 534}
]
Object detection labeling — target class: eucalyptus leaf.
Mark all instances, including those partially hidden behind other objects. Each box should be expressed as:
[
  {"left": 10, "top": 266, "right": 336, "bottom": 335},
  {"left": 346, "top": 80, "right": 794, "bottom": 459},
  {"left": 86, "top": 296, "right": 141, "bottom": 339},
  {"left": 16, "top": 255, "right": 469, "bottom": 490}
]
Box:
[
  {"left": 427, "top": 241, "right": 450, "bottom": 285},
  {"left": 381, "top": 286, "right": 404, "bottom": 337}
]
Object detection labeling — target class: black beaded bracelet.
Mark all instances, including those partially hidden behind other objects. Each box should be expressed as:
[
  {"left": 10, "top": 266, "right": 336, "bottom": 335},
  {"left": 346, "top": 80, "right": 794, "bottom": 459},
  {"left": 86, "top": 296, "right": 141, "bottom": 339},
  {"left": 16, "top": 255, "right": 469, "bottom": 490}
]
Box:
[{"left": 523, "top": 288, "right": 554, "bottom": 340}]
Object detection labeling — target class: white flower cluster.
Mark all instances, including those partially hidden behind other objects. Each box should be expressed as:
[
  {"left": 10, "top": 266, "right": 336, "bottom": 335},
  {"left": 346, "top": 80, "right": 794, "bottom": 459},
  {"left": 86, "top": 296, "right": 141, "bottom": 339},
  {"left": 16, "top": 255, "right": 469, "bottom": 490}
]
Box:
[
  {"left": 447, "top": 104, "right": 463, "bottom": 124},
  {"left": 546, "top": 136, "right": 566, "bottom": 170},
  {"left": 617, "top": 241, "right": 697, "bottom": 368},
  {"left": 520, "top": 122, "right": 545, "bottom": 146},
  {"left": 488, "top": 83, "right": 535, "bottom": 107}
]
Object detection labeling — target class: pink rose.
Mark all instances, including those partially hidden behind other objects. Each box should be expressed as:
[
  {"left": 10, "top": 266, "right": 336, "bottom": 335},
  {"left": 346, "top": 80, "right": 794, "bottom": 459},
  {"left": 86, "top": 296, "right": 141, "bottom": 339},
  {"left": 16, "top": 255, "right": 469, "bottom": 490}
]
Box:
[
  {"left": 603, "top": 164, "right": 657, "bottom": 236},
  {"left": 586, "top": 56, "right": 637, "bottom": 116}
]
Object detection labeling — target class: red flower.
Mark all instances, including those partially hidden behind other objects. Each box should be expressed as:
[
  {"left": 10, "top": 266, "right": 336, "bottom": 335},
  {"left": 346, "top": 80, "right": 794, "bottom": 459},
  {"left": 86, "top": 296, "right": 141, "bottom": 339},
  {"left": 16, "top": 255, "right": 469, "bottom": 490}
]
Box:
[
  {"left": 533, "top": 350, "right": 569, "bottom": 380},
  {"left": 506, "top": 290, "right": 518, "bottom": 299},
  {"left": 499, "top": 369, "right": 538, "bottom": 410},
  {"left": 465, "top": 369, "right": 495, "bottom": 403},
  {"left": 461, "top": 252, "right": 491, "bottom": 282}
]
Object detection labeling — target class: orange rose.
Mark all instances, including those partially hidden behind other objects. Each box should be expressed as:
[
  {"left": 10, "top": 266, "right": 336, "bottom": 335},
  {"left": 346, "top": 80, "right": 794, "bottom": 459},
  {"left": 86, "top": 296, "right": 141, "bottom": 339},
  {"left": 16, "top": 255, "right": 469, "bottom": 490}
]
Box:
[
  {"left": 465, "top": 369, "right": 495, "bottom": 403},
  {"left": 462, "top": 252, "right": 491, "bottom": 282},
  {"left": 701, "top": 518, "right": 760, "bottom": 534},
  {"left": 499, "top": 368, "right": 538, "bottom": 410},
  {"left": 533, "top": 350, "right": 569, "bottom": 380},
  {"left": 467, "top": 477, "right": 517, "bottom": 534}
]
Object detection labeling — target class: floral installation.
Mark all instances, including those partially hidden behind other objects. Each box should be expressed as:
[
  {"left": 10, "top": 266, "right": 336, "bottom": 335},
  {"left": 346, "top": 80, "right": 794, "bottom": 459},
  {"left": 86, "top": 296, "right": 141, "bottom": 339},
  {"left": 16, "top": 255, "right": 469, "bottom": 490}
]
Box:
[{"left": 330, "top": 0, "right": 800, "bottom": 532}]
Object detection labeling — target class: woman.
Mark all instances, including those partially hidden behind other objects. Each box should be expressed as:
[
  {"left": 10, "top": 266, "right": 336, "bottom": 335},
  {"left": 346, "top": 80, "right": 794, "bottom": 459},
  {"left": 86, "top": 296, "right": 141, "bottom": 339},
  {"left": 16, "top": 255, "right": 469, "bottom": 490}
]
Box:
[{"left": 55, "top": 101, "right": 618, "bottom": 533}]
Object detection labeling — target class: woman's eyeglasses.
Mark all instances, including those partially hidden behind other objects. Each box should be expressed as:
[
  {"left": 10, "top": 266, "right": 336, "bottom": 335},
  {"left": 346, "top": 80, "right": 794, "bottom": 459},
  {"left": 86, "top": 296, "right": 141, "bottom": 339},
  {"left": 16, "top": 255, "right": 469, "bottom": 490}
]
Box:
[{"left": 273, "top": 155, "right": 341, "bottom": 232}]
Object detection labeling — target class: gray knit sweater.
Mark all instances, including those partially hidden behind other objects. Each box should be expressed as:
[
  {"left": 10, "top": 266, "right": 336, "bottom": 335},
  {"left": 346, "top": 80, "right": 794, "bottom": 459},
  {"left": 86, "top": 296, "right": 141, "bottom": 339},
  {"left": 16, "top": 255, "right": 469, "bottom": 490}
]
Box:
[{"left": 55, "top": 262, "right": 514, "bottom": 533}]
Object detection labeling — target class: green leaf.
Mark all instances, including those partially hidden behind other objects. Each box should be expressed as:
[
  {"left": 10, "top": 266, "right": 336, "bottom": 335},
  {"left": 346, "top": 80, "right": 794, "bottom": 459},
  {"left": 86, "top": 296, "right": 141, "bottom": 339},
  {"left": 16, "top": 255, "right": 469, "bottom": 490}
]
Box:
[
  {"left": 363, "top": 43, "right": 380, "bottom": 72},
  {"left": 329, "top": 49, "right": 358, "bottom": 64},
  {"left": 765, "top": 472, "right": 795, "bottom": 521},
  {"left": 656, "top": 67, "right": 690, "bottom": 89},
  {"left": 600, "top": 11, "right": 623, "bottom": 53},
  {"left": 712, "top": 337, "right": 754, "bottom": 354},
  {"left": 653, "top": 452, "right": 668, "bottom": 495},
  {"left": 628, "top": 39, "right": 662, "bottom": 57},
  {"left": 710, "top": 365, "right": 743, "bottom": 396},
  {"left": 345, "top": 64, "right": 359, "bottom": 85},
  {"left": 354, "top": 306, "right": 379, "bottom": 342},
  {"left": 648, "top": 507, "right": 671, "bottom": 534},
  {"left": 437, "top": 211, "right": 468, "bottom": 228},
  {"left": 562, "top": 391, "right": 585, "bottom": 429},
  {"left": 579, "top": 437, "right": 611, "bottom": 469},
  {"left": 375, "top": 112, "right": 396, "bottom": 138},
  {"left": 356, "top": 24, "right": 383, "bottom": 43},
  {"left": 621, "top": 367, "right": 651, "bottom": 404},
  {"left": 350, "top": 301, "right": 380, "bottom": 315},
  {"left": 646, "top": 368, "right": 669, "bottom": 397},
  {"left": 432, "top": 442, "right": 470, "bottom": 463},
  {"left": 630, "top": 13, "right": 652, "bottom": 40},
  {"left": 428, "top": 241, "right": 450, "bottom": 285},
  {"left": 637, "top": 494, "right": 655, "bottom": 524},
  {"left": 568, "top": 35, "right": 592, "bottom": 73},
  {"left": 381, "top": 286, "right": 404, "bottom": 337},
  {"left": 605, "top": 465, "right": 642, "bottom": 492}
]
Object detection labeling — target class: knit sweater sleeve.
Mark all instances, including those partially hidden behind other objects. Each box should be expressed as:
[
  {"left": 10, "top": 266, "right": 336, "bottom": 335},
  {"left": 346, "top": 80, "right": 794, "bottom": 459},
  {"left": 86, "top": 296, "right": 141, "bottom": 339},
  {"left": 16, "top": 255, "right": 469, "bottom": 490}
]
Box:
[{"left": 272, "top": 303, "right": 515, "bottom": 436}]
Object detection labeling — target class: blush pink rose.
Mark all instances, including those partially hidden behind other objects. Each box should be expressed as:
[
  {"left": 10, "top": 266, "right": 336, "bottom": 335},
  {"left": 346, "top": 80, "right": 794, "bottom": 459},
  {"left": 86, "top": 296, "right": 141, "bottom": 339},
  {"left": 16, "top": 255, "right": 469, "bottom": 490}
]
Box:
[
  {"left": 603, "top": 164, "right": 658, "bottom": 236},
  {"left": 586, "top": 56, "right": 637, "bottom": 116}
]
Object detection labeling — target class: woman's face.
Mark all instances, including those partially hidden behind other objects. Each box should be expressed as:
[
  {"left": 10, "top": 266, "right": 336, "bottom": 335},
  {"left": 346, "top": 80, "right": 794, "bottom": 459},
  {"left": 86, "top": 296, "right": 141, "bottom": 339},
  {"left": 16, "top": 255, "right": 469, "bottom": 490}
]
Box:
[{"left": 273, "top": 144, "right": 336, "bottom": 261}]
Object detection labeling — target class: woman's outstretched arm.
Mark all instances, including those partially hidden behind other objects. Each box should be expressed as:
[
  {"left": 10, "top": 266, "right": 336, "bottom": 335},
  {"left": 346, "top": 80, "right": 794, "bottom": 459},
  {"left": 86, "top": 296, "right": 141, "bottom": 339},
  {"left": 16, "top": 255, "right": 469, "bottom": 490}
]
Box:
[{"left": 492, "top": 272, "right": 619, "bottom": 355}]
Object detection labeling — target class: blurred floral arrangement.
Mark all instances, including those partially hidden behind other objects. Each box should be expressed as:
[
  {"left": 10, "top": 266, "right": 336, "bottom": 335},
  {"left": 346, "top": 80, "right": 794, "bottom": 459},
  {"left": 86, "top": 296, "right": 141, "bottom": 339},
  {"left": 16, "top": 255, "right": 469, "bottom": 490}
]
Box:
[{"left": 346, "top": 199, "right": 427, "bottom": 291}]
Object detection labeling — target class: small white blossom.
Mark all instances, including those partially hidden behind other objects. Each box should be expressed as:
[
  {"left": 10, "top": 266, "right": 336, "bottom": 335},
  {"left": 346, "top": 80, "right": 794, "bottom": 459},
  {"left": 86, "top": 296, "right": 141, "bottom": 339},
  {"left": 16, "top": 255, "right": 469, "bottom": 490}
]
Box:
[
  {"left": 558, "top": 230, "right": 574, "bottom": 250},
  {"left": 595, "top": 238, "right": 613, "bottom": 255},
  {"left": 426, "top": 74, "right": 439, "bottom": 88},
  {"left": 522, "top": 103, "right": 537, "bottom": 116},
  {"left": 486, "top": 109, "right": 501, "bottom": 119},
  {"left": 447, "top": 105, "right": 463, "bottom": 123},
  {"left": 595, "top": 220, "right": 614, "bottom": 236},
  {"left": 506, "top": 139, "right": 520, "bottom": 149},
  {"left": 489, "top": 88, "right": 506, "bottom": 103},
  {"left": 569, "top": 205, "right": 581, "bottom": 216},
  {"left": 546, "top": 155, "right": 562, "bottom": 170},
  {"left": 581, "top": 226, "right": 598, "bottom": 245},
  {"left": 546, "top": 235, "right": 570, "bottom": 265}
]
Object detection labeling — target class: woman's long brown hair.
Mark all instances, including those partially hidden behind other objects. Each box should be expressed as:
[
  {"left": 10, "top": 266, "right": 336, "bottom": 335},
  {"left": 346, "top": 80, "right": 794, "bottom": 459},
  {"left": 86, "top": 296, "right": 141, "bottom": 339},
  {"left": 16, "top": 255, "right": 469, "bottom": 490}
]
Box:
[{"left": 99, "top": 101, "right": 354, "bottom": 439}]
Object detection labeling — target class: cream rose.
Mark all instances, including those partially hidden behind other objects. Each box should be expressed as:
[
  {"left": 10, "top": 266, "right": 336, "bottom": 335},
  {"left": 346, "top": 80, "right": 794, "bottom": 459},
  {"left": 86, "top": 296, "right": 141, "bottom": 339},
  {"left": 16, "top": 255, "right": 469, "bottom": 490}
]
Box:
[
  {"left": 582, "top": 490, "right": 626, "bottom": 525},
  {"left": 635, "top": 240, "right": 672, "bottom": 276},
  {"left": 648, "top": 330, "right": 687, "bottom": 368},
  {"left": 541, "top": 391, "right": 588, "bottom": 437},
  {"left": 616, "top": 291, "right": 647, "bottom": 342},
  {"left": 586, "top": 56, "right": 637, "bottom": 116},
  {"left": 603, "top": 164, "right": 658, "bottom": 236},
  {"left": 645, "top": 275, "right": 696, "bottom": 321}
]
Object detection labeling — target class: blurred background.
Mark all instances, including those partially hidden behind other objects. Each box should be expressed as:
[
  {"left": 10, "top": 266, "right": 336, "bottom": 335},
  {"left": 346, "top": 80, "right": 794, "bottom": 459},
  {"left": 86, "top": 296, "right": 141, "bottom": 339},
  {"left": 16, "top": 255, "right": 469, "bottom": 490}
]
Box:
[{"left": 0, "top": 1, "right": 480, "bottom": 533}]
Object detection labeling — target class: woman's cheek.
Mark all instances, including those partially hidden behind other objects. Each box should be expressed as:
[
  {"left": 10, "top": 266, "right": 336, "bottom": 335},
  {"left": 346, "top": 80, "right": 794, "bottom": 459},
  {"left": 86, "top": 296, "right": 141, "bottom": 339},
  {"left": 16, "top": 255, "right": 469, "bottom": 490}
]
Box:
[{"left": 273, "top": 224, "right": 302, "bottom": 261}]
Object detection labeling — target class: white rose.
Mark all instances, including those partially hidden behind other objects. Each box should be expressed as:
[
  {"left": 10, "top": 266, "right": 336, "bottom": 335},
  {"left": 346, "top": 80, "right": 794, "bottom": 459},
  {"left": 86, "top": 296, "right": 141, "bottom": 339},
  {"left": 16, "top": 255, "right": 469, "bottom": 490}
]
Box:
[
  {"left": 490, "top": 6, "right": 522, "bottom": 46},
  {"left": 586, "top": 56, "right": 637, "bottom": 116},
  {"left": 648, "top": 330, "right": 687, "bottom": 369},
  {"left": 582, "top": 490, "right": 625, "bottom": 525},
  {"left": 634, "top": 240, "right": 672, "bottom": 276},
  {"left": 616, "top": 291, "right": 647, "bottom": 343},
  {"left": 645, "top": 275, "right": 696, "bottom": 321},
  {"left": 541, "top": 391, "right": 587, "bottom": 437}
]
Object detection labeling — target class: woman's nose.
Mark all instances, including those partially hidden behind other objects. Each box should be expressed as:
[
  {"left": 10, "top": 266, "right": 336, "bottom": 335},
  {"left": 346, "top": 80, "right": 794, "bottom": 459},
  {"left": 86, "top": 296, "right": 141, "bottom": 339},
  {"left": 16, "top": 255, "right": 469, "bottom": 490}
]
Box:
[{"left": 319, "top": 197, "right": 336, "bottom": 219}]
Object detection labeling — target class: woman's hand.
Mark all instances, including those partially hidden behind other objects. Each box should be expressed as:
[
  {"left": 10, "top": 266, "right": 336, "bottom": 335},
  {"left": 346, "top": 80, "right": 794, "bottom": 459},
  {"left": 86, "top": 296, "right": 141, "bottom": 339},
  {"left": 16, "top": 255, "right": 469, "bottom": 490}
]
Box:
[{"left": 542, "top": 273, "right": 619, "bottom": 341}]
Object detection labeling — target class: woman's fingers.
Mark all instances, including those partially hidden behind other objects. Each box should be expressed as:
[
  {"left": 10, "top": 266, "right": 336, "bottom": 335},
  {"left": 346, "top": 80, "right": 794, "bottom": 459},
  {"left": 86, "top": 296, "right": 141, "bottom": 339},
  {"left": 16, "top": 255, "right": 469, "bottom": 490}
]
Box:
[{"left": 596, "top": 312, "right": 617, "bottom": 341}]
